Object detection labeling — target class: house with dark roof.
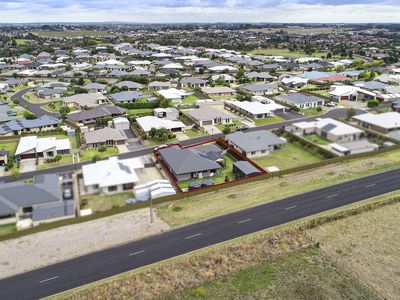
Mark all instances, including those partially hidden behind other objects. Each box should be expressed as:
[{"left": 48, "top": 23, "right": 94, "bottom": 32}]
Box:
[
  {"left": 187, "top": 107, "right": 233, "bottom": 126},
  {"left": 0, "top": 115, "right": 60, "bottom": 136},
  {"left": 0, "top": 174, "right": 75, "bottom": 226},
  {"left": 233, "top": 161, "right": 262, "bottom": 179},
  {"left": 226, "top": 130, "right": 286, "bottom": 158},
  {"left": 179, "top": 77, "right": 208, "bottom": 88},
  {"left": 241, "top": 83, "right": 278, "bottom": 95},
  {"left": 83, "top": 127, "right": 128, "bottom": 149},
  {"left": 158, "top": 145, "right": 223, "bottom": 181},
  {"left": 276, "top": 93, "right": 325, "bottom": 109},
  {"left": 115, "top": 81, "right": 142, "bottom": 91},
  {"left": 82, "top": 83, "right": 107, "bottom": 93},
  {"left": 68, "top": 105, "right": 126, "bottom": 125},
  {"left": 110, "top": 91, "right": 141, "bottom": 103},
  {"left": 245, "top": 72, "right": 274, "bottom": 82}
]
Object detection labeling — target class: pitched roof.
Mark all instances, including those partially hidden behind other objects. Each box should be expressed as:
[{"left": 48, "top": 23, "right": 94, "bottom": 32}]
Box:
[
  {"left": 84, "top": 127, "right": 127, "bottom": 144},
  {"left": 227, "top": 131, "right": 285, "bottom": 152},
  {"left": 68, "top": 105, "right": 126, "bottom": 122}
]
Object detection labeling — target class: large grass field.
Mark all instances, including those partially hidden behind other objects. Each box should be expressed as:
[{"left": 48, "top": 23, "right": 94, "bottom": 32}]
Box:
[
  {"left": 308, "top": 196, "right": 400, "bottom": 299},
  {"left": 251, "top": 143, "right": 321, "bottom": 170},
  {"left": 172, "top": 248, "right": 374, "bottom": 300},
  {"left": 247, "top": 47, "right": 337, "bottom": 59},
  {"left": 156, "top": 148, "right": 400, "bottom": 226},
  {"left": 33, "top": 30, "right": 115, "bottom": 38}
]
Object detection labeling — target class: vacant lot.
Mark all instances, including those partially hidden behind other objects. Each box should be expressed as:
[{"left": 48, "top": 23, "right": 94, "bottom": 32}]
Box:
[
  {"left": 157, "top": 149, "right": 400, "bottom": 226},
  {"left": 172, "top": 248, "right": 374, "bottom": 300},
  {"left": 251, "top": 143, "right": 321, "bottom": 170},
  {"left": 33, "top": 30, "right": 115, "bottom": 38},
  {"left": 309, "top": 200, "right": 400, "bottom": 299}
]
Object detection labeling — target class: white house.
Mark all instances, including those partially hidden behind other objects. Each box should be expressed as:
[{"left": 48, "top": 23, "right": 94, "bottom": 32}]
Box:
[
  {"left": 0, "top": 83, "right": 10, "bottom": 94},
  {"left": 82, "top": 157, "right": 144, "bottom": 195},
  {"left": 15, "top": 136, "right": 71, "bottom": 160},
  {"left": 136, "top": 116, "right": 185, "bottom": 135},
  {"left": 225, "top": 99, "right": 285, "bottom": 119},
  {"left": 157, "top": 88, "right": 190, "bottom": 103}
]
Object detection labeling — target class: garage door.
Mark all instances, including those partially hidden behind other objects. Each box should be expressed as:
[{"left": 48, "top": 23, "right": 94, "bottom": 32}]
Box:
[
  {"left": 20, "top": 153, "right": 36, "bottom": 159},
  {"left": 202, "top": 120, "right": 213, "bottom": 126}
]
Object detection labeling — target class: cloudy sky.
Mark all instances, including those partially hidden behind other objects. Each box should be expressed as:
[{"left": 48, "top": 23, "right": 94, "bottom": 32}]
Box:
[{"left": 0, "top": 0, "right": 399, "bottom": 23}]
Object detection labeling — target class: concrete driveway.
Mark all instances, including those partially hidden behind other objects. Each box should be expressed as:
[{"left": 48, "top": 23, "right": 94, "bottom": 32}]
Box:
[{"left": 19, "top": 159, "right": 37, "bottom": 173}]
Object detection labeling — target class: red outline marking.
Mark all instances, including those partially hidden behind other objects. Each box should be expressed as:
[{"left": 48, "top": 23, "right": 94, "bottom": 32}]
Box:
[{"left": 153, "top": 138, "right": 268, "bottom": 194}]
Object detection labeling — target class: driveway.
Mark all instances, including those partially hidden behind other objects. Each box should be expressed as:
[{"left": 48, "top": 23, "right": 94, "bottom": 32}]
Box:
[
  {"left": 19, "top": 159, "right": 37, "bottom": 173},
  {"left": 203, "top": 125, "right": 222, "bottom": 135}
]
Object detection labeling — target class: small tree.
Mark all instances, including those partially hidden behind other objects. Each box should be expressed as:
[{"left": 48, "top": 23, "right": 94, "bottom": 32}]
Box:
[
  {"left": 11, "top": 169, "right": 20, "bottom": 178},
  {"left": 54, "top": 154, "right": 62, "bottom": 163},
  {"left": 222, "top": 126, "right": 231, "bottom": 135},
  {"left": 346, "top": 108, "right": 356, "bottom": 120},
  {"left": 367, "top": 100, "right": 379, "bottom": 108}
]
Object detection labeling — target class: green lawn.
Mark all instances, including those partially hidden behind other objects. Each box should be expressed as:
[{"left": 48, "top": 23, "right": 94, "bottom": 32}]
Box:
[
  {"left": 0, "top": 140, "right": 18, "bottom": 156},
  {"left": 15, "top": 39, "right": 34, "bottom": 46},
  {"left": 215, "top": 120, "right": 244, "bottom": 132},
  {"left": 184, "top": 128, "right": 208, "bottom": 138},
  {"left": 79, "top": 147, "right": 119, "bottom": 162},
  {"left": 41, "top": 102, "right": 63, "bottom": 113},
  {"left": 301, "top": 107, "right": 324, "bottom": 117},
  {"left": 0, "top": 223, "right": 17, "bottom": 236},
  {"left": 24, "top": 92, "right": 54, "bottom": 104},
  {"left": 251, "top": 143, "right": 321, "bottom": 170},
  {"left": 81, "top": 192, "right": 133, "bottom": 213},
  {"left": 127, "top": 108, "right": 154, "bottom": 117},
  {"left": 312, "top": 89, "right": 331, "bottom": 97},
  {"left": 247, "top": 48, "right": 339, "bottom": 60},
  {"left": 37, "top": 155, "right": 74, "bottom": 170},
  {"left": 299, "top": 84, "right": 318, "bottom": 90},
  {"left": 179, "top": 95, "right": 200, "bottom": 105},
  {"left": 254, "top": 116, "right": 285, "bottom": 126},
  {"left": 177, "top": 154, "right": 236, "bottom": 190},
  {"left": 172, "top": 248, "right": 374, "bottom": 300},
  {"left": 303, "top": 134, "right": 331, "bottom": 145}
]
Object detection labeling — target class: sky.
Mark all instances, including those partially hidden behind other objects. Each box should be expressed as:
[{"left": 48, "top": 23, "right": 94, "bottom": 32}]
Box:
[{"left": 0, "top": 0, "right": 400, "bottom": 23}]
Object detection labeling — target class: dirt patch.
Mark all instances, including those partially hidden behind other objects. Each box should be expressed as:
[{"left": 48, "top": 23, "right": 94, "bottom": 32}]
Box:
[{"left": 0, "top": 208, "right": 169, "bottom": 279}]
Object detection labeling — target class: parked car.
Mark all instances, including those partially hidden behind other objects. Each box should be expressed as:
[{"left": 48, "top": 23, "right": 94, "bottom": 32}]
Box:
[
  {"left": 6, "top": 111, "right": 16, "bottom": 117},
  {"left": 201, "top": 180, "right": 215, "bottom": 187},
  {"left": 188, "top": 182, "right": 202, "bottom": 190},
  {"left": 63, "top": 188, "right": 72, "bottom": 199}
]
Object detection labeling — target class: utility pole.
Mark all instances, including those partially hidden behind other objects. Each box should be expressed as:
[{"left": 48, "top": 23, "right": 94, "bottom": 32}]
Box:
[{"left": 149, "top": 193, "right": 154, "bottom": 223}]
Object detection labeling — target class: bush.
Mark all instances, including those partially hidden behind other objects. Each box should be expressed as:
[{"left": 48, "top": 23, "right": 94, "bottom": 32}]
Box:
[
  {"left": 222, "top": 126, "right": 232, "bottom": 134},
  {"left": 116, "top": 101, "right": 159, "bottom": 110},
  {"left": 98, "top": 145, "right": 107, "bottom": 153},
  {"left": 11, "top": 170, "right": 20, "bottom": 178},
  {"left": 367, "top": 100, "right": 380, "bottom": 108},
  {"left": 92, "top": 155, "right": 102, "bottom": 163},
  {"left": 23, "top": 111, "right": 37, "bottom": 119}
]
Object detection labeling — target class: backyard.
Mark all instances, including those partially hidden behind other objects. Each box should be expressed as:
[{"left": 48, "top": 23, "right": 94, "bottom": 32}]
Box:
[
  {"left": 303, "top": 134, "right": 331, "bottom": 145},
  {"left": 0, "top": 140, "right": 18, "bottom": 156},
  {"left": 177, "top": 153, "right": 236, "bottom": 190},
  {"left": 81, "top": 192, "right": 133, "bottom": 212},
  {"left": 251, "top": 143, "right": 322, "bottom": 170}
]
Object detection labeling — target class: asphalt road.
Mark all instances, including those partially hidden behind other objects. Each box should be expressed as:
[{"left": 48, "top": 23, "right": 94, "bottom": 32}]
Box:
[
  {"left": 10, "top": 88, "right": 61, "bottom": 118},
  {"left": 0, "top": 107, "right": 362, "bottom": 183},
  {"left": 1, "top": 166, "right": 399, "bottom": 299}
]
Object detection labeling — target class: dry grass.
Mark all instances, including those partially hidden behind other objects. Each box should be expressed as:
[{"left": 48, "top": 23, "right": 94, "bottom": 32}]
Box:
[
  {"left": 308, "top": 197, "right": 400, "bottom": 299},
  {"left": 157, "top": 151, "right": 400, "bottom": 226},
  {"left": 49, "top": 228, "right": 312, "bottom": 300}
]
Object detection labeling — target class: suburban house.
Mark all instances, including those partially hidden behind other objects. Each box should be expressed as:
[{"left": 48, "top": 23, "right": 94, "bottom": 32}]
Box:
[
  {"left": 329, "top": 85, "right": 376, "bottom": 102},
  {"left": 276, "top": 93, "right": 325, "bottom": 109},
  {"left": 241, "top": 83, "right": 278, "bottom": 95},
  {"left": 158, "top": 144, "right": 223, "bottom": 181},
  {"left": 0, "top": 174, "right": 75, "bottom": 226},
  {"left": 83, "top": 127, "right": 128, "bottom": 149},
  {"left": 226, "top": 130, "right": 286, "bottom": 157},
  {"left": 110, "top": 91, "right": 141, "bottom": 103},
  {"left": 148, "top": 81, "right": 171, "bottom": 91},
  {"left": 179, "top": 77, "right": 208, "bottom": 88},
  {"left": 15, "top": 135, "right": 71, "bottom": 160},
  {"left": 0, "top": 83, "right": 10, "bottom": 93},
  {"left": 187, "top": 107, "right": 233, "bottom": 126},
  {"left": 68, "top": 105, "right": 126, "bottom": 125},
  {"left": 63, "top": 93, "right": 107, "bottom": 109},
  {"left": 82, "top": 157, "right": 144, "bottom": 195},
  {"left": 115, "top": 81, "right": 142, "bottom": 91},
  {"left": 288, "top": 118, "right": 364, "bottom": 143},
  {"left": 201, "top": 86, "right": 237, "bottom": 98},
  {"left": 280, "top": 76, "right": 309, "bottom": 88},
  {"left": 82, "top": 83, "right": 107, "bottom": 93},
  {"left": 136, "top": 116, "right": 185, "bottom": 135},
  {"left": 0, "top": 115, "right": 60, "bottom": 136},
  {"left": 353, "top": 112, "right": 400, "bottom": 134},
  {"left": 37, "top": 88, "right": 64, "bottom": 99},
  {"left": 154, "top": 107, "right": 180, "bottom": 120},
  {"left": 245, "top": 72, "right": 274, "bottom": 82},
  {"left": 211, "top": 74, "right": 236, "bottom": 84},
  {"left": 225, "top": 98, "right": 285, "bottom": 119},
  {"left": 157, "top": 88, "right": 190, "bottom": 102},
  {"left": 287, "top": 118, "right": 378, "bottom": 155},
  {"left": 233, "top": 161, "right": 262, "bottom": 179}
]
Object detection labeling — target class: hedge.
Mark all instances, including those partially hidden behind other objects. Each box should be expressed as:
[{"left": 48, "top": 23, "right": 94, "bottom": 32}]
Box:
[{"left": 116, "top": 101, "right": 160, "bottom": 109}]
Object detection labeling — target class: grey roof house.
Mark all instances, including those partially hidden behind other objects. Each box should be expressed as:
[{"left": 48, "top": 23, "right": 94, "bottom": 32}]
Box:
[
  {"left": 226, "top": 130, "right": 286, "bottom": 157},
  {"left": 0, "top": 174, "right": 75, "bottom": 226},
  {"left": 277, "top": 93, "right": 325, "bottom": 109},
  {"left": 83, "top": 127, "right": 128, "bottom": 149},
  {"left": 158, "top": 144, "right": 223, "bottom": 182},
  {"left": 110, "top": 91, "right": 141, "bottom": 103},
  {"left": 68, "top": 105, "right": 126, "bottom": 124},
  {"left": 116, "top": 81, "right": 142, "bottom": 91},
  {"left": 241, "top": 83, "right": 278, "bottom": 95},
  {"left": 187, "top": 107, "right": 233, "bottom": 126},
  {"left": 0, "top": 115, "right": 60, "bottom": 136}
]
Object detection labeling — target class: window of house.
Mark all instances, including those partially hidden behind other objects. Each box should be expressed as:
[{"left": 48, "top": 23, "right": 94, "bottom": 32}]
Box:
[{"left": 108, "top": 185, "right": 118, "bottom": 192}]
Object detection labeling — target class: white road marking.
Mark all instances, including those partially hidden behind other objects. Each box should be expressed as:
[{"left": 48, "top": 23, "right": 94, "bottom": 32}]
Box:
[
  {"left": 185, "top": 233, "right": 202, "bottom": 240},
  {"left": 284, "top": 205, "right": 297, "bottom": 210},
  {"left": 326, "top": 194, "right": 338, "bottom": 198},
  {"left": 237, "top": 218, "right": 252, "bottom": 224},
  {"left": 129, "top": 250, "right": 145, "bottom": 256},
  {"left": 39, "top": 276, "right": 59, "bottom": 284},
  {"left": 365, "top": 183, "right": 376, "bottom": 188}
]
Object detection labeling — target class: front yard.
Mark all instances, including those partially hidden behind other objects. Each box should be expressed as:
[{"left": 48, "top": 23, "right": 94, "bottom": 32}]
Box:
[
  {"left": 301, "top": 107, "right": 324, "bottom": 117},
  {"left": 254, "top": 116, "right": 285, "bottom": 126},
  {"left": 79, "top": 147, "right": 119, "bottom": 162},
  {"left": 0, "top": 140, "right": 18, "bottom": 156},
  {"left": 251, "top": 143, "right": 322, "bottom": 170},
  {"left": 184, "top": 128, "right": 208, "bottom": 138}
]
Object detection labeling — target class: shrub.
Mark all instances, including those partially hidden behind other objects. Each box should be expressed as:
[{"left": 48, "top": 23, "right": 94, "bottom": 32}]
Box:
[
  {"left": 222, "top": 126, "right": 232, "bottom": 134},
  {"left": 98, "top": 145, "right": 107, "bottom": 153},
  {"left": 367, "top": 100, "right": 379, "bottom": 108},
  {"left": 11, "top": 170, "right": 20, "bottom": 178},
  {"left": 92, "top": 155, "right": 102, "bottom": 163}
]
